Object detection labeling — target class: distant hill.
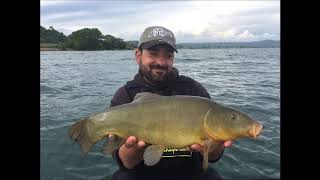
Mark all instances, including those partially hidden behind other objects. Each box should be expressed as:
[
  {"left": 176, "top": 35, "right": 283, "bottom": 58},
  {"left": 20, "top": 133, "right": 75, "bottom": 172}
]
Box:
[
  {"left": 126, "top": 40, "right": 280, "bottom": 49},
  {"left": 176, "top": 40, "right": 280, "bottom": 49},
  {"left": 40, "top": 25, "right": 279, "bottom": 51},
  {"left": 125, "top": 41, "right": 139, "bottom": 49}
]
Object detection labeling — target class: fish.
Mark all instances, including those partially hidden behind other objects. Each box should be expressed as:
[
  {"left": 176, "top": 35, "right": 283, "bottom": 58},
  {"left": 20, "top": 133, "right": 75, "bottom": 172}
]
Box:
[{"left": 69, "top": 92, "right": 263, "bottom": 170}]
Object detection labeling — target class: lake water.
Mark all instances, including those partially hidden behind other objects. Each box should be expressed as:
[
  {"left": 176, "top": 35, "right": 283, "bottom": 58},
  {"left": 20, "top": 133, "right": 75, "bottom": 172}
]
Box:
[{"left": 40, "top": 48, "right": 280, "bottom": 180}]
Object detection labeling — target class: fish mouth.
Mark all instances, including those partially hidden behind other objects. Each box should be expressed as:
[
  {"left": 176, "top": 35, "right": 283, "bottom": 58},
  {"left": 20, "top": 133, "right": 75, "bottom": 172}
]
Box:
[{"left": 249, "top": 122, "right": 263, "bottom": 138}]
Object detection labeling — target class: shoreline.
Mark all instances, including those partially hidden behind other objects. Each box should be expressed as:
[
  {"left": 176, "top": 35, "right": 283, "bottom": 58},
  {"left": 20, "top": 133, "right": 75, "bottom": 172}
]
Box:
[{"left": 40, "top": 47, "right": 280, "bottom": 51}]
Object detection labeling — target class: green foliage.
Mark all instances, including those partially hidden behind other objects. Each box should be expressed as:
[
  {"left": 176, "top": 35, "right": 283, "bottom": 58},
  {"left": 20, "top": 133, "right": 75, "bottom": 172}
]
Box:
[
  {"left": 40, "top": 26, "right": 146, "bottom": 50},
  {"left": 49, "top": 27, "right": 131, "bottom": 50},
  {"left": 40, "top": 26, "right": 67, "bottom": 43},
  {"left": 99, "top": 35, "right": 127, "bottom": 50},
  {"left": 63, "top": 28, "right": 103, "bottom": 50}
]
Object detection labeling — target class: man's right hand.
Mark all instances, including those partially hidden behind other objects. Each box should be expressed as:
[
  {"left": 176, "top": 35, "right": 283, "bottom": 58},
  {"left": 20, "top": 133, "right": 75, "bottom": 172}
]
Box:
[{"left": 110, "top": 135, "right": 146, "bottom": 169}]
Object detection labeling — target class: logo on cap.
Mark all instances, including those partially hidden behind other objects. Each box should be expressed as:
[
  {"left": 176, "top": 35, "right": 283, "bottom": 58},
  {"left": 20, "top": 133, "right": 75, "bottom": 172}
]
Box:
[{"left": 147, "top": 27, "right": 173, "bottom": 38}]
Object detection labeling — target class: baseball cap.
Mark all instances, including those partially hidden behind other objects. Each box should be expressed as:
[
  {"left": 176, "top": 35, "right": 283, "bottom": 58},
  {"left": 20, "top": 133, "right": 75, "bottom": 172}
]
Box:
[{"left": 138, "top": 26, "right": 178, "bottom": 53}]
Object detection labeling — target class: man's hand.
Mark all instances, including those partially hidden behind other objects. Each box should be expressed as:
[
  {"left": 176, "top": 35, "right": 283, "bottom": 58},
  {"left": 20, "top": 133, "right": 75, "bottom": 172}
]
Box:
[
  {"left": 110, "top": 135, "right": 146, "bottom": 169},
  {"left": 189, "top": 140, "right": 232, "bottom": 162}
]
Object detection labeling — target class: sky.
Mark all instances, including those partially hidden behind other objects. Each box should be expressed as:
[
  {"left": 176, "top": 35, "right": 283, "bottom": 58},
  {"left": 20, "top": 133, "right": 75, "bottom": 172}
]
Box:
[{"left": 40, "top": 1, "right": 280, "bottom": 43}]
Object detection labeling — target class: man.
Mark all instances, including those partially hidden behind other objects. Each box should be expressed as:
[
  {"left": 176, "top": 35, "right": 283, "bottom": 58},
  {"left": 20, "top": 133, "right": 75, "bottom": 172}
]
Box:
[{"left": 109, "top": 26, "right": 232, "bottom": 180}]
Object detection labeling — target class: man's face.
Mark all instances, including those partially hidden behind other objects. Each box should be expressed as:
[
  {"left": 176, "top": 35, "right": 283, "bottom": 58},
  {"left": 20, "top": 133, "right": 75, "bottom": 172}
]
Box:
[{"left": 135, "top": 44, "right": 174, "bottom": 83}]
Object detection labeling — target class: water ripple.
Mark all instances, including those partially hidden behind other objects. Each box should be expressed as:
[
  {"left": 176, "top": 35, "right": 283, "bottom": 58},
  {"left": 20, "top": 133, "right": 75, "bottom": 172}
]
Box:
[{"left": 41, "top": 49, "right": 280, "bottom": 179}]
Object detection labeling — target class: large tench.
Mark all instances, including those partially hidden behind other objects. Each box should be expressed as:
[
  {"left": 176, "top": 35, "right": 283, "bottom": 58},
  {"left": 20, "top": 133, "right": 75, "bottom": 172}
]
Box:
[{"left": 69, "top": 92, "right": 263, "bottom": 170}]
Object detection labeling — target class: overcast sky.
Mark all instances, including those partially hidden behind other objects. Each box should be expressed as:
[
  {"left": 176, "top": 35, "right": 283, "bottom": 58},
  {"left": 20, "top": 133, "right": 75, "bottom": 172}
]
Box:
[{"left": 40, "top": 1, "right": 280, "bottom": 43}]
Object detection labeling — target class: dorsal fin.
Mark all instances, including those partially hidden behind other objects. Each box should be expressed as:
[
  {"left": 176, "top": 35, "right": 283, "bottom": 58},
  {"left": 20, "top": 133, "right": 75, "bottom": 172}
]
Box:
[{"left": 132, "top": 92, "right": 161, "bottom": 102}]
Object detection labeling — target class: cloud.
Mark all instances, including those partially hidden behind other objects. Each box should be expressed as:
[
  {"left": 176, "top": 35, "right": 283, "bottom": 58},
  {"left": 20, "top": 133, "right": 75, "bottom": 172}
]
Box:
[
  {"left": 40, "top": 1, "right": 280, "bottom": 42},
  {"left": 188, "top": 1, "right": 280, "bottom": 42},
  {"left": 40, "top": 1, "right": 68, "bottom": 7}
]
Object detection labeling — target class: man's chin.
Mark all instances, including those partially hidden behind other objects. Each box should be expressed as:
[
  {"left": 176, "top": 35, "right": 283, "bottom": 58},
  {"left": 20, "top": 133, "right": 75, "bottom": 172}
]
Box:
[
  {"left": 150, "top": 76, "right": 166, "bottom": 82},
  {"left": 140, "top": 68, "right": 170, "bottom": 83},
  {"left": 151, "top": 72, "right": 167, "bottom": 82}
]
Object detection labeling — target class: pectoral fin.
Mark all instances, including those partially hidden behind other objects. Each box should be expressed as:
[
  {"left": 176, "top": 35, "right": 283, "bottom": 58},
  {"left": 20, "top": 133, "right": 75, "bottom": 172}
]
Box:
[
  {"left": 202, "top": 139, "right": 214, "bottom": 171},
  {"left": 143, "top": 145, "right": 165, "bottom": 166},
  {"left": 102, "top": 135, "right": 124, "bottom": 155},
  {"left": 202, "top": 139, "right": 223, "bottom": 171}
]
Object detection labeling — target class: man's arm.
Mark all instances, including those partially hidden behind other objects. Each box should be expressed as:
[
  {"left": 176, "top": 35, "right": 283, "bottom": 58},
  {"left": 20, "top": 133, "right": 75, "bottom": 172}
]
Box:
[
  {"left": 110, "top": 86, "right": 132, "bottom": 108},
  {"left": 191, "top": 80, "right": 211, "bottom": 99}
]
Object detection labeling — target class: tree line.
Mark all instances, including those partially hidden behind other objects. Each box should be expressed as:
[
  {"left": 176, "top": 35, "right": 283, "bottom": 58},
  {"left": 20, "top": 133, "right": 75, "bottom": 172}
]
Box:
[{"left": 40, "top": 26, "right": 137, "bottom": 50}]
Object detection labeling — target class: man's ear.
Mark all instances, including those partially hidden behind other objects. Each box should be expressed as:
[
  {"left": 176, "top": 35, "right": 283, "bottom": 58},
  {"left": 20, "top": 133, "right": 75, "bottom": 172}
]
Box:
[{"left": 135, "top": 48, "right": 142, "bottom": 64}]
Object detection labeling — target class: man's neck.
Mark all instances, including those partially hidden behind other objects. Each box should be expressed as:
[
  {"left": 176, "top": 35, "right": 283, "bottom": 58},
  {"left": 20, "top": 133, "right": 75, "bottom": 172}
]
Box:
[{"left": 142, "top": 76, "right": 156, "bottom": 85}]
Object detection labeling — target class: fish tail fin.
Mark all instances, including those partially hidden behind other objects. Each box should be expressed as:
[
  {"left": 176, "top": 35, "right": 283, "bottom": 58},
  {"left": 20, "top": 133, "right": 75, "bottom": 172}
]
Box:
[{"left": 69, "top": 118, "right": 95, "bottom": 154}]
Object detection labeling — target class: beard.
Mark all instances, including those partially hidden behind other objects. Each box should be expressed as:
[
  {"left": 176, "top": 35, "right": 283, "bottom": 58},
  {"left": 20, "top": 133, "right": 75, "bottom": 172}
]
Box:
[{"left": 139, "top": 61, "right": 170, "bottom": 83}]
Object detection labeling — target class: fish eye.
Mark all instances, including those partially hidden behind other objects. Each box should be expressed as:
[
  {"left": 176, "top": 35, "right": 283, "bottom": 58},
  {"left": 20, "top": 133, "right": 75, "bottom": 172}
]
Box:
[{"left": 231, "top": 113, "right": 237, "bottom": 120}]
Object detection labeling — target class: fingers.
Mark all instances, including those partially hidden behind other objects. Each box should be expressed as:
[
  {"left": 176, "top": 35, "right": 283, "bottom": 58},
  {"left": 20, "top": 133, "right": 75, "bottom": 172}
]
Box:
[
  {"left": 224, "top": 140, "right": 232, "bottom": 148},
  {"left": 108, "top": 134, "right": 116, "bottom": 141},
  {"left": 124, "top": 136, "right": 146, "bottom": 149},
  {"left": 125, "top": 136, "right": 137, "bottom": 148},
  {"left": 190, "top": 140, "right": 232, "bottom": 153},
  {"left": 190, "top": 144, "right": 204, "bottom": 152},
  {"left": 137, "top": 140, "right": 146, "bottom": 148},
  {"left": 107, "top": 134, "right": 147, "bottom": 149}
]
